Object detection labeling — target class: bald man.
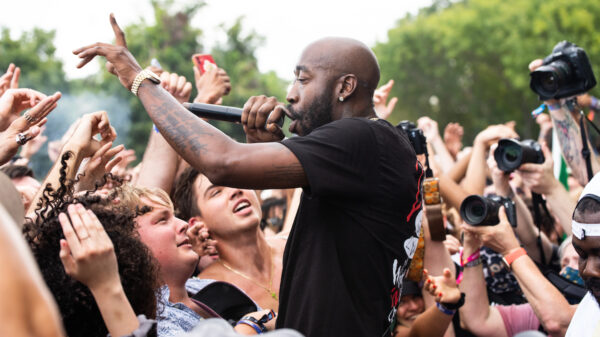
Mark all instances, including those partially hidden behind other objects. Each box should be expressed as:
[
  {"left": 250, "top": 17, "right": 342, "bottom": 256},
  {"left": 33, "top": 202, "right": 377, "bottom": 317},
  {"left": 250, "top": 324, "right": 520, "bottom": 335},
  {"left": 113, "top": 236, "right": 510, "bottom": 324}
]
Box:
[{"left": 76, "top": 17, "right": 422, "bottom": 336}]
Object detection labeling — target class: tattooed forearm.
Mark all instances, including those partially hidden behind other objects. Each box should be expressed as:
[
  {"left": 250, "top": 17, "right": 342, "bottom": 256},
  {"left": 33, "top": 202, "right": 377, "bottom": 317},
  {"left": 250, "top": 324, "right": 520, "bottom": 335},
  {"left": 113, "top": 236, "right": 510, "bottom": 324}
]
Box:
[
  {"left": 550, "top": 106, "right": 592, "bottom": 186},
  {"left": 136, "top": 82, "right": 307, "bottom": 189}
]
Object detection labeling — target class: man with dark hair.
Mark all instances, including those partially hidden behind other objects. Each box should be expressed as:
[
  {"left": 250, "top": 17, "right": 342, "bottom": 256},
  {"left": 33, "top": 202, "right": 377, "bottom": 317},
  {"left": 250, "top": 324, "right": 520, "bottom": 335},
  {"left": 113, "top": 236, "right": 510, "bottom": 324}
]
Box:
[
  {"left": 0, "top": 165, "right": 40, "bottom": 211},
  {"left": 172, "top": 167, "right": 286, "bottom": 312},
  {"left": 76, "top": 16, "right": 422, "bottom": 337}
]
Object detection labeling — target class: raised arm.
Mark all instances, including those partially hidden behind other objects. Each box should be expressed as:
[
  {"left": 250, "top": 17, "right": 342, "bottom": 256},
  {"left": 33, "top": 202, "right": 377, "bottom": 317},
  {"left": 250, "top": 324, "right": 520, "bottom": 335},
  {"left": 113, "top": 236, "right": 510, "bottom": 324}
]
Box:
[
  {"left": 487, "top": 147, "right": 554, "bottom": 264},
  {"left": 463, "top": 208, "right": 576, "bottom": 337},
  {"left": 27, "top": 111, "right": 117, "bottom": 215},
  {"left": 58, "top": 204, "right": 139, "bottom": 337},
  {"left": 529, "top": 59, "right": 600, "bottom": 186},
  {"left": 457, "top": 229, "right": 507, "bottom": 337},
  {"left": 519, "top": 142, "right": 576, "bottom": 236},
  {"left": 73, "top": 14, "right": 306, "bottom": 191}
]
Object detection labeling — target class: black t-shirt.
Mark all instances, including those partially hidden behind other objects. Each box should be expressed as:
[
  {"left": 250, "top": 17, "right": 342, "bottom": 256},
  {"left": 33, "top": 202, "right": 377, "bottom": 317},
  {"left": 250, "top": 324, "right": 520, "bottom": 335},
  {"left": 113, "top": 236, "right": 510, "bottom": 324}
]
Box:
[{"left": 277, "top": 117, "right": 423, "bottom": 337}]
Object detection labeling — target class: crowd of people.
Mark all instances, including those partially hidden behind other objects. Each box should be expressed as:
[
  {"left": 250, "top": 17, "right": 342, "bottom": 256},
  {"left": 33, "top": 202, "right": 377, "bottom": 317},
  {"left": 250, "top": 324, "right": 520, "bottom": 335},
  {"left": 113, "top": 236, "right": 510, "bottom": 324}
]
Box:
[{"left": 0, "top": 13, "right": 599, "bottom": 337}]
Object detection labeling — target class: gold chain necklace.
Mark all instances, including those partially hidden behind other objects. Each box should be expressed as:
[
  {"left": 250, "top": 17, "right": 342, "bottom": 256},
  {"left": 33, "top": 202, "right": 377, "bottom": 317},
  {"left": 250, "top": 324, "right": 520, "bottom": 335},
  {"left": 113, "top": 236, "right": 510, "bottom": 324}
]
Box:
[{"left": 218, "top": 246, "right": 278, "bottom": 301}]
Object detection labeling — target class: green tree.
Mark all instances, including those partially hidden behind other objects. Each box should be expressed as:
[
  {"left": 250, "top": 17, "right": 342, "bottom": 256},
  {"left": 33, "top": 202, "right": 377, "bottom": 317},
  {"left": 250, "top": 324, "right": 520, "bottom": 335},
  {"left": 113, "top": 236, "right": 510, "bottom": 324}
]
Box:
[
  {"left": 210, "top": 17, "right": 288, "bottom": 140},
  {"left": 374, "top": 0, "right": 600, "bottom": 141},
  {"left": 0, "top": 27, "right": 69, "bottom": 94}
]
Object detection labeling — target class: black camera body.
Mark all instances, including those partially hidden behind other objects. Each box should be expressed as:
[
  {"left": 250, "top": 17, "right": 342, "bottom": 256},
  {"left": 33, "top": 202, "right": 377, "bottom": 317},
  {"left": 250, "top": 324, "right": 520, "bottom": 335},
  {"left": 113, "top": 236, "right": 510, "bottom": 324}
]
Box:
[
  {"left": 494, "top": 138, "right": 544, "bottom": 173},
  {"left": 397, "top": 121, "right": 427, "bottom": 155},
  {"left": 460, "top": 195, "right": 517, "bottom": 228},
  {"left": 530, "top": 40, "right": 596, "bottom": 100}
]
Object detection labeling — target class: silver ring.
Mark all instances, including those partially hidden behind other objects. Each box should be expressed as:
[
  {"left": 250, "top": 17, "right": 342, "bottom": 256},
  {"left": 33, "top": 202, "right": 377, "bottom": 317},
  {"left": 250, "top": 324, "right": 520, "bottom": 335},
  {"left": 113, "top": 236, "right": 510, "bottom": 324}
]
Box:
[
  {"left": 23, "top": 112, "right": 34, "bottom": 123},
  {"left": 15, "top": 133, "right": 28, "bottom": 145}
]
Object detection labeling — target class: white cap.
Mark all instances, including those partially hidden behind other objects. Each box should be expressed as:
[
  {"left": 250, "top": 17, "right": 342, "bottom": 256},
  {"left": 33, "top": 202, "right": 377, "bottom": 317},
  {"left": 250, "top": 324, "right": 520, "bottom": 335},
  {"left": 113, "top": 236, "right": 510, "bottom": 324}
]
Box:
[{"left": 573, "top": 173, "right": 600, "bottom": 239}]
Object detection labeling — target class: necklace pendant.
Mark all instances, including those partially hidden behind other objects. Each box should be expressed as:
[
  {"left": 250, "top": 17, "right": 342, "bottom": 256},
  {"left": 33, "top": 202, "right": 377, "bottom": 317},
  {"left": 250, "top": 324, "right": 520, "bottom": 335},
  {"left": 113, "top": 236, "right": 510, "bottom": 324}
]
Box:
[{"left": 271, "top": 292, "right": 278, "bottom": 301}]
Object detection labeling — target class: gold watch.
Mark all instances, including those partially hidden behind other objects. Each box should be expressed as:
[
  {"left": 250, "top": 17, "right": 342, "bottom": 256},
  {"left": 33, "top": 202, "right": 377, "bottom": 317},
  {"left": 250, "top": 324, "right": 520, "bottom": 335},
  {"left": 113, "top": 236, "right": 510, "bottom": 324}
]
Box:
[{"left": 131, "top": 70, "right": 161, "bottom": 96}]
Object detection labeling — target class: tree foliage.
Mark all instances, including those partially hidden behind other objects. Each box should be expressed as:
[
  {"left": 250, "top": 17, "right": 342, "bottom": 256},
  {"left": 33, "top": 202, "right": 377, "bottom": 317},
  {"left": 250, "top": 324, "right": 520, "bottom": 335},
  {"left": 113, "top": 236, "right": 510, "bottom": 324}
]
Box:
[
  {"left": 374, "top": 0, "right": 600, "bottom": 141},
  {"left": 0, "top": 28, "right": 69, "bottom": 93}
]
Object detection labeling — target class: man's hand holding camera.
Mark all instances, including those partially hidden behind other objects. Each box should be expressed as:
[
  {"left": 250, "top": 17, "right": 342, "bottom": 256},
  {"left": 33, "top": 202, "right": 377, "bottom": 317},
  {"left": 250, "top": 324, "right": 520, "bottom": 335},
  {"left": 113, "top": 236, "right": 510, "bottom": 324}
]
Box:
[{"left": 462, "top": 206, "right": 521, "bottom": 257}]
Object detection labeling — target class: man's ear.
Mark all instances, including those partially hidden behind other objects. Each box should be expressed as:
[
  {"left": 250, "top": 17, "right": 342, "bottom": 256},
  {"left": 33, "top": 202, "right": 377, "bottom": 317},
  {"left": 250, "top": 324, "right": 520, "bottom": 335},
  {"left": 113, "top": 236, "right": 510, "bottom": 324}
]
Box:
[{"left": 336, "top": 74, "right": 358, "bottom": 101}]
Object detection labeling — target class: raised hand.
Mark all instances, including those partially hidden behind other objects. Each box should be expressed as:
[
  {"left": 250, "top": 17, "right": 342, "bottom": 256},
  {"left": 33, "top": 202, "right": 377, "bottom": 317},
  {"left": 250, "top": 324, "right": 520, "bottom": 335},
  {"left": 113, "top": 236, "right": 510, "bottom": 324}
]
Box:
[
  {"left": 0, "top": 63, "right": 20, "bottom": 97},
  {"left": 242, "top": 95, "right": 286, "bottom": 143},
  {"left": 443, "top": 122, "right": 464, "bottom": 158},
  {"left": 518, "top": 142, "right": 557, "bottom": 195},
  {"left": 0, "top": 88, "right": 48, "bottom": 131},
  {"left": 423, "top": 268, "right": 461, "bottom": 304},
  {"left": 66, "top": 111, "right": 117, "bottom": 159},
  {"left": 73, "top": 14, "right": 142, "bottom": 90},
  {"left": 461, "top": 206, "right": 520, "bottom": 256},
  {"left": 193, "top": 67, "right": 231, "bottom": 104},
  {"left": 417, "top": 116, "right": 441, "bottom": 141},
  {"left": 373, "top": 79, "right": 397, "bottom": 120},
  {"left": 160, "top": 71, "right": 193, "bottom": 104},
  {"left": 474, "top": 123, "right": 518, "bottom": 148},
  {"left": 58, "top": 204, "right": 120, "bottom": 291},
  {"left": 19, "top": 125, "right": 48, "bottom": 161},
  {"left": 0, "top": 92, "right": 61, "bottom": 165},
  {"left": 187, "top": 219, "right": 218, "bottom": 257},
  {"left": 110, "top": 148, "right": 136, "bottom": 178},
  {"left": 76, "top": 142, "right": 125, "bottom": 192}
]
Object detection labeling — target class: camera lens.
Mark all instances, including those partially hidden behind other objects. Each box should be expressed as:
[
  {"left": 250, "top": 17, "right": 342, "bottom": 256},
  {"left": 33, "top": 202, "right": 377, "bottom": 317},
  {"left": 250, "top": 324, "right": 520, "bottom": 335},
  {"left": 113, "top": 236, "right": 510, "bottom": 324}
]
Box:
[
  {"left": 494, "top": 139, "right": 523, "bottom": 172},
  {"left": 460, "top": 195, "right": 488, "bottom": 225},
  {"left": 530, "top": 61, "right": 571, "bottom": 99}
]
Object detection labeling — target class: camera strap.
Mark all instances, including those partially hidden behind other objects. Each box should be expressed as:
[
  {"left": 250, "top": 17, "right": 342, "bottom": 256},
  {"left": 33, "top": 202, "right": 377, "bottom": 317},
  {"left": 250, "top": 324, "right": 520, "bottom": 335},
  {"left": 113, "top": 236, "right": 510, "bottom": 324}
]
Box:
[
  {"left": 579, "top": 111, "right": 594, "bottom": 183},
  {"left": 531, "top": 192, "right": 550, "bottom": 264}
]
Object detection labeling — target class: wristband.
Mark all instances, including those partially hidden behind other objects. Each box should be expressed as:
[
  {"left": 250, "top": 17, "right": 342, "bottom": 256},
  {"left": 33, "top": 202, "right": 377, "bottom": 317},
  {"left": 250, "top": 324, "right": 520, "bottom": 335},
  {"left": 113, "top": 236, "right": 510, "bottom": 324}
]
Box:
[
  {"left": 436, "top": 302, "right": 456, "bottom": 316},
  {"left": 463, "top": 257, "right": 482, "bottom": 268},
  {"left": 153, "top": 124, "right": 160, "bottom": 134},
  {"left": 441, "top": 292, "right": 465, "bottom": 310},
  {"left": 546, "top": 102, "right": 562, "bottom": 111},
  {"left": 238, "top": 316, "right": 267, "bottom": 333},
  {"left": 236, "top": 320, "right": 263, "bottom": 334},
  {"left": 502, "top": 247, "right": 527, "bottom": 271}
]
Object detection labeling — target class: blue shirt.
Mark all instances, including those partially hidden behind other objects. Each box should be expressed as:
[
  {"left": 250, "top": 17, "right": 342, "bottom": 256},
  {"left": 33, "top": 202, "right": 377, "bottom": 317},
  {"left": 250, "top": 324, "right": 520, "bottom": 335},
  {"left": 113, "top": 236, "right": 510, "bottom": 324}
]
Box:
[{"left": 157, "top": 278, "right": 214, "bottom": 337}]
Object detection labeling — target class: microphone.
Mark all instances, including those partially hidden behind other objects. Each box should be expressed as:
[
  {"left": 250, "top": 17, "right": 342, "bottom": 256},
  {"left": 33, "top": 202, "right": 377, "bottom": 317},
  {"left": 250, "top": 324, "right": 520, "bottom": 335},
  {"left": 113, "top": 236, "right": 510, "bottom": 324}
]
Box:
[{"left": 183, "top": 102, "right": 284, "bottom": 127}]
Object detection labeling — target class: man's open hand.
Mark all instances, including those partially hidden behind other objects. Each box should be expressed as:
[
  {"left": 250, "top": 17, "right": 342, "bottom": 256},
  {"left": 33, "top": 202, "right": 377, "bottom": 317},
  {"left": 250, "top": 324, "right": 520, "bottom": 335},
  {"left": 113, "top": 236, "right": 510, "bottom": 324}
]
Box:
[
  {"left": 73, "top": 14, "right": 142, "bottom": 90},
  {"left": 160, "top": 71, "right": 193, "bottom": 104}
]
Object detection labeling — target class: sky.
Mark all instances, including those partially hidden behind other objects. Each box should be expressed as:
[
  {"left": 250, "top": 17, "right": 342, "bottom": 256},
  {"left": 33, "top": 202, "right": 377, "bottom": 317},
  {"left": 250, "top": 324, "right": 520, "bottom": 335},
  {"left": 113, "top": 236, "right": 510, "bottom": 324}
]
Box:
[{"left": 0, "top": 0, "right": 432, "bottom": 80}]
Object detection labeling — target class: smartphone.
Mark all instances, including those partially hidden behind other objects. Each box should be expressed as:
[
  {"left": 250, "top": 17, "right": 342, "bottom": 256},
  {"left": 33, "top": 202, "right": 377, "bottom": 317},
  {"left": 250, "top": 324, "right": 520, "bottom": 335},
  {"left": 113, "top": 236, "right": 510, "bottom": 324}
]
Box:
[{"left": 192, "top": 54, "right": 218, "bottom": 75}]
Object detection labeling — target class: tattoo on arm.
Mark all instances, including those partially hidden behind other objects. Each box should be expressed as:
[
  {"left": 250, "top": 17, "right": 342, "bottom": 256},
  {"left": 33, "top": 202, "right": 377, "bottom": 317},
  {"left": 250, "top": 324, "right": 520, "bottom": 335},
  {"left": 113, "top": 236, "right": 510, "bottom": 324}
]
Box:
[{"left": 550, "top": 107, "right": 586, "bottom": 185}]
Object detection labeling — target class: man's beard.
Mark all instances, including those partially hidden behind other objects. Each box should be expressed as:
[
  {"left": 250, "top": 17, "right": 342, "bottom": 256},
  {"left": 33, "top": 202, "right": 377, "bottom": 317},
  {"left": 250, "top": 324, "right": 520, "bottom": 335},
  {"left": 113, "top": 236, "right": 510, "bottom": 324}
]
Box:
[
  {"left": 585, "top": 277, "right": 600, "bottom": 307},
  {"left": 287, "top": 89, "right": 333, "bottom": 136}
]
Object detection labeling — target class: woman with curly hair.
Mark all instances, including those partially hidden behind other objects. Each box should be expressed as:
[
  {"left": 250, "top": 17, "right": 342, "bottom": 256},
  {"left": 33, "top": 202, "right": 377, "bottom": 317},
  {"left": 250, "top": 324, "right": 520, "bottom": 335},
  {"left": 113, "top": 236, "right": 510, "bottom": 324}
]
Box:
[{"left": 24, "top": 154, "right": 161, "bottom": 337}]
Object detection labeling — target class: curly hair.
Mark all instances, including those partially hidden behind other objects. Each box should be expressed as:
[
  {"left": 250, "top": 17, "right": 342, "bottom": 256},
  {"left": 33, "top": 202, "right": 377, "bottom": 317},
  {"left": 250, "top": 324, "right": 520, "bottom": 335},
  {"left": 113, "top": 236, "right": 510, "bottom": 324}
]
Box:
[{"left": 24, "top": 152, "right": 160, "bottom": 337}]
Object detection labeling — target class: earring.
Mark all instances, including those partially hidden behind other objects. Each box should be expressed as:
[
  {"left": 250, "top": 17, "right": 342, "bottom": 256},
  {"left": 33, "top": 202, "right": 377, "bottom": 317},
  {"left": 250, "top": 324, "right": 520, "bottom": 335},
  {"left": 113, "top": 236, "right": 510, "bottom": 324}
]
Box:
[{"left": 338, "top": 96, "right": 344, "bottom": 102}]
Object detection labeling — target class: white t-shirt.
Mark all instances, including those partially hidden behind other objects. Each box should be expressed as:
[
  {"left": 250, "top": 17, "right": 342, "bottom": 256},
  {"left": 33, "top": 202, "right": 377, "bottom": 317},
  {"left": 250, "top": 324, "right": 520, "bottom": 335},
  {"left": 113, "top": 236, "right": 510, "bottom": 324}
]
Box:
[{"left": 566, "top": 292, "right": 600, "bottom": 337}]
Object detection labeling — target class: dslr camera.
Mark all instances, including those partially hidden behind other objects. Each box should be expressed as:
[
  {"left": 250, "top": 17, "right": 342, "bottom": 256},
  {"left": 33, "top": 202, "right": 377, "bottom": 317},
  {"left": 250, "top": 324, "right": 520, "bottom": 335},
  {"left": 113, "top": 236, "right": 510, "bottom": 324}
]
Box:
[
  {"left": 530, "top": 40, "right": 597, "bottom": 100},
  {"left": 494, "top": 138, "right": 544, "bottom": 173},
  {"left": 460, "top": 194, "right": 517, "bottom": 228},
  {"left": 397, "top": 121, "right": 427, "bottom": 155}
]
